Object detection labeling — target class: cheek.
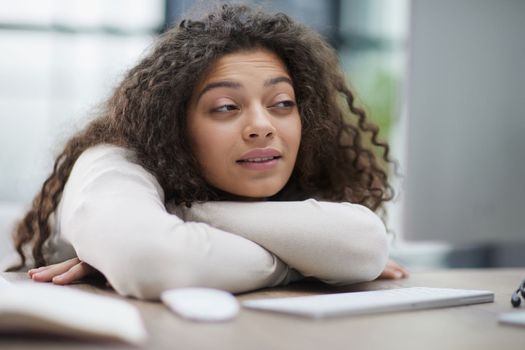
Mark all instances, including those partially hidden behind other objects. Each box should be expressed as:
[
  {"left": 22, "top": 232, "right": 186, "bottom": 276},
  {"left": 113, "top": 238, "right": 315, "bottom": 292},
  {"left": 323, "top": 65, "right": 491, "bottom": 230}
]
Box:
[
  {"left": 193, "top": 130, "right": 222, "bottom": 164},
  {"left": 294, "top": 118, "right": 302, "bottom": 148},
  {"left": 189, "top": 121, "right": 212, "bottom": 166},
  {"left": 283, "top": 115, "right": 302, "bottom": 153},
  {"left": 190, "top": 123, "right": 236, "bottom": 178}
]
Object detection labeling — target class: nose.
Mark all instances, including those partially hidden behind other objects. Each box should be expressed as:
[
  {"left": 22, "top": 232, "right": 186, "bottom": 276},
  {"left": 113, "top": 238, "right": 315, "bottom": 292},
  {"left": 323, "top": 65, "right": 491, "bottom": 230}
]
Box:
[{"left": 242, "top": 105, "right": 276, "bottom": 141}]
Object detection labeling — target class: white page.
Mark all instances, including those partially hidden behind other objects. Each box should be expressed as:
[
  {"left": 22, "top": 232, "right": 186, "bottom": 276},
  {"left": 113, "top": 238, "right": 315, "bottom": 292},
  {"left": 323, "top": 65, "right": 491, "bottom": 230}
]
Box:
[
  {"left": 0, "top": 275, "right": 11, "bottom": 288},
  {"left": 0, "top": 282, "right": 147, "bottom": 344}
]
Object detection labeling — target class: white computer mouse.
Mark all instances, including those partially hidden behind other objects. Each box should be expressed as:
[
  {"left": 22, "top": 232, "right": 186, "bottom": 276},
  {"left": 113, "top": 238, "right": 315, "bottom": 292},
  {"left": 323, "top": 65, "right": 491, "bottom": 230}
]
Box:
[{"left": 160, "top": 287, "right": 240, "bottom": 322}]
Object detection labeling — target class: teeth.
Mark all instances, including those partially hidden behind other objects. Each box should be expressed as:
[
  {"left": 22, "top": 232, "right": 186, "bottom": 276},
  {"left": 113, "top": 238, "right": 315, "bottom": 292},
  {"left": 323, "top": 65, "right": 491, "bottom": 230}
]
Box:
[{"left": 241, "top": 156, "right": 276, "bottom": 163}]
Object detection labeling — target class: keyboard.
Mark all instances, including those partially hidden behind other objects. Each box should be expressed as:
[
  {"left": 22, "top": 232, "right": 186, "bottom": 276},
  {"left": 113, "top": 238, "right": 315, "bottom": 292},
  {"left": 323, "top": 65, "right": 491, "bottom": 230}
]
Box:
[{"left": 242, "top": 287, "right": 494, "bottom": 319}]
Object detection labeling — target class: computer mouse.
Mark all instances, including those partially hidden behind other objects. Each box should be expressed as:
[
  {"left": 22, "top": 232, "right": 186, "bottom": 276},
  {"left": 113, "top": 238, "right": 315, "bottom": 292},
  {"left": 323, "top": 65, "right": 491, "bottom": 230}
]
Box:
[{"left": 160, "top": 287, "right": 240, "bottom": 322}]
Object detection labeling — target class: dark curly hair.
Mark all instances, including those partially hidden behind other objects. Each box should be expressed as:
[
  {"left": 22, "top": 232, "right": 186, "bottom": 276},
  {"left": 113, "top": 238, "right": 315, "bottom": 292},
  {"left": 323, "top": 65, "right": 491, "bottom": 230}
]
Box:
[{"left": 11, "top": 3, "right": 394, "bottom": 269}]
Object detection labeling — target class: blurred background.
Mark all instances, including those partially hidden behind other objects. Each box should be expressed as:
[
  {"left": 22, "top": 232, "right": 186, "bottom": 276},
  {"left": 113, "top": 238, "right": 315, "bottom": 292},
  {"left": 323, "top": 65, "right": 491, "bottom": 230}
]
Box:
[{"left": 1, "top": 0, "right": 523, "bottom": 269}]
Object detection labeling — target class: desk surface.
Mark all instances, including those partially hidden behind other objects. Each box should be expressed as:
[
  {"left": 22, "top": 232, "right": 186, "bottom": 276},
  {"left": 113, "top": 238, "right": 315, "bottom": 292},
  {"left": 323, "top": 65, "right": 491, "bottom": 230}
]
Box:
[{"left": 1, "top": 268, "right": 524, "bottom": 350}]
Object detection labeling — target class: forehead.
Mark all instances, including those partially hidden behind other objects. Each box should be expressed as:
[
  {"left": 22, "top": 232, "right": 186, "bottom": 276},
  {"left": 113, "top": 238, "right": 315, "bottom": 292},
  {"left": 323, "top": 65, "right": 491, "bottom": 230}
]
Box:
[{"left": 202, "top": 49, "right": 290, "bottom": 82}]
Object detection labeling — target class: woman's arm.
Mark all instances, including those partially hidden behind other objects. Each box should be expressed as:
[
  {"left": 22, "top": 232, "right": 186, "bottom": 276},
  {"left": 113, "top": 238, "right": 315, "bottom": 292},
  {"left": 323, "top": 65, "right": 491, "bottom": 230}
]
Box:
[
  {"left": 175, "top": 200, "right": 389, "bottom": 285},
  {"left": 56, "top": 145, "right": 294, "bottom": 299}
]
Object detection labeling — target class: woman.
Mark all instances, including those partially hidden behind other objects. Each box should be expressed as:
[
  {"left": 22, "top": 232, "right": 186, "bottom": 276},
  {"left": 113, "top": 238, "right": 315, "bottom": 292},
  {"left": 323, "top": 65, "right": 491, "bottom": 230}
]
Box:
[{"left": 12, "top": 4, "right": 407, "bottom": 300}]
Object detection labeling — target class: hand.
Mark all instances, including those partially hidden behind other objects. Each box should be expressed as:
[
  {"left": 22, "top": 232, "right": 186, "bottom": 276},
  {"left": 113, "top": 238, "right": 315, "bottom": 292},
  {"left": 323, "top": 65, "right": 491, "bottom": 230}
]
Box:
[
  {"left": 378, "top": 259, "right": 410, "bottom": 279},
  {"left": 28, "top": 257, "right": 98, "bottom": 285}
]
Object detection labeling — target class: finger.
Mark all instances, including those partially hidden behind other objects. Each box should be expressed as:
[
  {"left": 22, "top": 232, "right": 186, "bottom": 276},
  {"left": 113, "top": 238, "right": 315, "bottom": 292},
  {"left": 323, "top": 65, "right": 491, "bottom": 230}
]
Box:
[
  {"left": 378, "top": 268, "right": 393, "bottom": 279},
  {"left": 28, "top": 266, "right": 51, "bottom": 278},
  {"left": 52, "top": 262, "right": 96, "bottom": 285},
  {"left": 379, "top": 264, "right": 408, "bottom": 279},
  {"left": 399, "top": 266, "right": 410, "bottom": 277},
  {"left": 379, "top": 268, "right": 404, "bottom": 279},
  {"left": 28, "top": 258, "right": 81, "bottom": 277},
  {"left": 386, "top": 260, "right": 410, "bottom": 277},
  {"left": 30, "top": 258, "right": 81, "bottom": 282},
  {"left": 393, "top": 264, "right": 410, "bottom": 277},
  {"left": 28, "top": 263, "right": 65, "bottom": 277}
]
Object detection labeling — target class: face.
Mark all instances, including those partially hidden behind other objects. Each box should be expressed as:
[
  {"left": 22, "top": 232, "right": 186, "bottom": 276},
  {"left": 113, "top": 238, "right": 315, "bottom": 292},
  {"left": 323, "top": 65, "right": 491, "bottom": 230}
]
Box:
[{"left": 187, "top": 49, "right": 302, "bottom": 199}]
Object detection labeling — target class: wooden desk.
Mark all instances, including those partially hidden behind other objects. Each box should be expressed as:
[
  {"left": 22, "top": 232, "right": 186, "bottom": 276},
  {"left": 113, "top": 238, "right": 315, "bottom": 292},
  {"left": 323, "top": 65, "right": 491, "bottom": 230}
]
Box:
[{"left": 1, "top": 268, "right": 524, "bottom": 350}]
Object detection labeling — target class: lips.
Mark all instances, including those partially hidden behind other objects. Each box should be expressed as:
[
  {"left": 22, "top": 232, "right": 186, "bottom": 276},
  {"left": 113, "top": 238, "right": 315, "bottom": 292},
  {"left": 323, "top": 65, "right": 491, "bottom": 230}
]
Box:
[{"left": 236, "top": 148, "right": 282, "bottom": 164}]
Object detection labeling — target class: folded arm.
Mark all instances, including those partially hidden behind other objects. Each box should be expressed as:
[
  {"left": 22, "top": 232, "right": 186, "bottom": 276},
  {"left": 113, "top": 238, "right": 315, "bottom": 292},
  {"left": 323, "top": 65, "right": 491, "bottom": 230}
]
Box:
[
  {"left": 176, "top": 200, "right": 389, "bottom": 285},
  {"left": 56, "top": 145, "right": 294, "bottom": 299}
]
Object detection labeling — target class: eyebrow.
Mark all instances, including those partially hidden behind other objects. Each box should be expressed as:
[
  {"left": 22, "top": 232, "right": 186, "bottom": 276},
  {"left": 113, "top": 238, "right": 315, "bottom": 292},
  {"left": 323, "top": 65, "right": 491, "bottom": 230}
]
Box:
[
  {"left": 264, "top": 76, "right": 293, "bottom": 88},
  {"left": 196, "top": 75, "right": 293, "bottom": 102}
]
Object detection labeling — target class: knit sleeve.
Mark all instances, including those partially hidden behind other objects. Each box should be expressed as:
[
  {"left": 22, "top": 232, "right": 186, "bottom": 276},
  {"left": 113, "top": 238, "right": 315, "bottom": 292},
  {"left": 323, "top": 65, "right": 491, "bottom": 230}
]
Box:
[
  {"left": 56, "top": 144, "right": 292, "bottom": 300},
  {"left": 176, "top": 200, "right": 389, "bottom": 285}
]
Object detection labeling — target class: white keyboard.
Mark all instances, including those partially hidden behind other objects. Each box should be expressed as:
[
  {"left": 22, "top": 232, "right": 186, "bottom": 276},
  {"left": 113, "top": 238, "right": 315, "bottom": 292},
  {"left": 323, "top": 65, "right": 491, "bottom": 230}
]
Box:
[{"left": 242, "top": 287, "right": 494, "bottom": 319}]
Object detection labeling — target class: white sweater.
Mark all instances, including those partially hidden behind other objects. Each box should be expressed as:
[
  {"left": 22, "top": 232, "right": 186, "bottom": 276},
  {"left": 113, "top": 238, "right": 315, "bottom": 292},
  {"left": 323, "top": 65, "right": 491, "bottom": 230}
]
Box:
[{"left": 43, "top": 144, "right": 388, "bottom": 300}]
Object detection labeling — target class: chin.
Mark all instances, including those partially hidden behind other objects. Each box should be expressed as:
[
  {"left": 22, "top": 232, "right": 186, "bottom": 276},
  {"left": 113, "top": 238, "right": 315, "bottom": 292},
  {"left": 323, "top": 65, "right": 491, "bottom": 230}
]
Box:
[
  {"left": 236, "top": 190, "right": 279, "bottom": 200},
  {"left": 228, "top": 183, "right": 284, "bottom": 200}
]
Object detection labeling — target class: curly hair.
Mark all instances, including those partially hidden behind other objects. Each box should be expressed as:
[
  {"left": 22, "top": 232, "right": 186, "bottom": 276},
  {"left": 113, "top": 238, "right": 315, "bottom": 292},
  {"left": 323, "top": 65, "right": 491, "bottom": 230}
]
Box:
[{"left": 11, "top": 3, "right": 394, "bottom": 269}]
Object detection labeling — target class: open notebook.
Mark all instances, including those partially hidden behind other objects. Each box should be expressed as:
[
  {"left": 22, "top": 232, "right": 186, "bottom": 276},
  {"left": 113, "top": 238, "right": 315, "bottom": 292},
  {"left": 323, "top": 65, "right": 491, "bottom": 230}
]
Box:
[
  {"left": 0, "top": 276, "right": 147, "bottom": 344},
  {"left": 242, "top": 287, "right": 494, "bottom": 319}
]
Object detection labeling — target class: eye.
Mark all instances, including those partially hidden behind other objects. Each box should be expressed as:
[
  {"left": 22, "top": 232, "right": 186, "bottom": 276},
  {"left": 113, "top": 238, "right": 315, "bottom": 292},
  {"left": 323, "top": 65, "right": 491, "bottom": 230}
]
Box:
[
  {"left": 213, "top": 104, "right": 239, "bottom": 113},
  {"left": 271, "top": 100, "right": 296, "bottom": 109}
]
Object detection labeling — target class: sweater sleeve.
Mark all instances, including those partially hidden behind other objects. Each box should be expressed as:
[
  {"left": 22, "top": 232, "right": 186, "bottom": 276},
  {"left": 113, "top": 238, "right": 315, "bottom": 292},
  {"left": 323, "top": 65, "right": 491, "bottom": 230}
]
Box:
[
  {"left": 176, "top": 200, "right": 389, "bottom": 285},
  {"left": 56, "top": 145, "right": 292, "bottom": 300}
]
